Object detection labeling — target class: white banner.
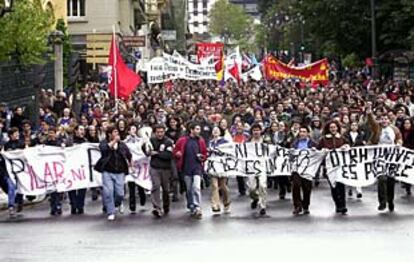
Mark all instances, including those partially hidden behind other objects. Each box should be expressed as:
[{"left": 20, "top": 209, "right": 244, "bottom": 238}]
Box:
[
  {"left": 206, "top": 143, "right": 325, "bottom": 180},
  {"left": 147, "top": 52, "right": 217, "bottom": 83},
  {"left": 2, "top": 142, "right": 152, "bottom": 195},
  {"left": 325, "top": 145, "right": 414, "bottom": 187},
  {"left": 242, "top": 65, "right": 263, "bottom": 81}
]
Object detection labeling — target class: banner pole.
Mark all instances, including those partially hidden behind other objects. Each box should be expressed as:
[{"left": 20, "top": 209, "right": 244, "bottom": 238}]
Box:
[{"left": 112, "top": 25, "right": 118, "bottom": 112}]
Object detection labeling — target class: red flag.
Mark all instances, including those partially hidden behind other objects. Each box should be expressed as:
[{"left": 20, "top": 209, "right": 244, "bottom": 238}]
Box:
[
  {"left": 228, "top": 60, "right": 241, "bottom": 84},
  {"left": 108, "top": 36, "right": 141, "bottom": 100}
]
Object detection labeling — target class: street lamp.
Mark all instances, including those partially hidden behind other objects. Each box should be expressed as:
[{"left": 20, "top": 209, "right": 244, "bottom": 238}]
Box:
[{"left": 0, "top": 0, "right": 13, "bottom": 17}]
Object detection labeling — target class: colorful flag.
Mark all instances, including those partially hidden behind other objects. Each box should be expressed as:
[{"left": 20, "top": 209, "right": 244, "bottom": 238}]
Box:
[
  {"left": 228, "top": 59, "right": 241, "bottom": 85},
  {"left": 215, "top": 51, "right": 225, "bottom": 85},
  {"left": 263, "top": 55, "right": 329, "bottom": 87},
  {"left": 108, "top": 36, "right": 142, "bottom": 100}
]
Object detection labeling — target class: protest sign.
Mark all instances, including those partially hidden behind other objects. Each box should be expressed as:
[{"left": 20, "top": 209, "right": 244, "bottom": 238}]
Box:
[
  {"left": 2, "top": 143, "right": 152, "bottom": 195},
  {"left": 325, "top": 145, "right": 414, "bottom": 187}
]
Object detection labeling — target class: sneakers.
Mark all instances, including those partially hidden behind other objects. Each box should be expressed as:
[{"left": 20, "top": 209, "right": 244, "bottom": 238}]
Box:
[
  {"left": 356, "top": 193, "right": 362, "bottom": 199},
  {"left": 9, "top": 207, "right": 16, "bottom": 218},
  {"left": 348, "top": 189, "right": 353, "bottom": 197},
  {"left": 224, "top": 204, "right": 231, "bottom": 214},
  {"left": 303, "top": 208, "right": 310, "bottom": 215},
  {"left": 251, "top": 199, "right": 258, "bottom": 209},
  {"left": 118, "top": 203, "right": 125, "bottom": 214},
  {"left": 292, "top": 207, "right": 302, "bottom": 215},
  {"left": 152, "top": 209, "right": 162, "bottom": 218},
  {"left": 107, "top": 214, "right": 115, "bottom": 221},
  {"left": 212, "top": 207, "right": 221, "bottom": 213},
  {"left": 259, "top": 208, "right": 266, "bottom": 216},
  {"left": 388, "top": 203, "right": 395, "bottom": 212},
  {"left": 193, "top": 210, "right": 202, "bottom": 219},
  {"left": 378, "top": 203, "right": 386, "bottom": 211}
]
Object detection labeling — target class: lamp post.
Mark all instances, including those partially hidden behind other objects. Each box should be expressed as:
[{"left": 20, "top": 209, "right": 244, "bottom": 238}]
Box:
[
  {"left": 0, "top": 0, "right": 13, "bottom": 17},
  {"left": 49, "top": 30, "right": 65, "bottom": 93}
]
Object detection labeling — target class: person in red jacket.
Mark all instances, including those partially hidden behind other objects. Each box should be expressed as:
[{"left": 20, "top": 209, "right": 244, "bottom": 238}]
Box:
[{"left": 173, "top": 122, "right": 208, "bottom": 219}]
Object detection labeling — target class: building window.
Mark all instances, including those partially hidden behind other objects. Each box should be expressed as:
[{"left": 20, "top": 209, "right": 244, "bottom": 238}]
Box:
[
  {"left": 193, "top": 0, "right": 198, "bottom": 10},
  {"left": 194, "top": 11, "right": 198, "bottom": 16},
  {"left": 202, "top": 0, "right": 207, "bottom": 9},
  {"left": 67, "top": 0, "right": 85, "bottom": 17},
  {"left": 193, "top": 22, "right": 199, "bottom": 27},
  {"left": 202, "top": 21, "right": 208, "bottom": 26},
  {"left": 202, "top": 10, "right": 207, "bottom": 15}
]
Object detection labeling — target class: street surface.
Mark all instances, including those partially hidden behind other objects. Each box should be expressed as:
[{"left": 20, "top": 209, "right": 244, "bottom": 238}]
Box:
[{"left": 1, "top": 180, "right": 413, "bottom": 262}]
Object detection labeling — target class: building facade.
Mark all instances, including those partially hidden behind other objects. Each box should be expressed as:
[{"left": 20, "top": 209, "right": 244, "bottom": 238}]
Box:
[
  {"left": 229, "top": 0, "right": 259, "bottom": 22},
  {"left": 187, "top": 0, "right": 217, "bottom": 36}
]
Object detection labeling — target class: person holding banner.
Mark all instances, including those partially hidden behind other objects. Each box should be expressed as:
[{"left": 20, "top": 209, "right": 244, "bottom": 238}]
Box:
[
  {"left": 208, "top": 126, "right": 231, "bottom": 214},
  {"left": 318, "top": 120, "right": 349, "bottom": 215},
  {"left": 142, "top": 124, "right": 174, "bottom": 218},
  {"left": 68, "top": 125, "right": 88, "bottom": 215},
  {"left": 97, "top": 126, "right": 132, "bottom": 221},
  {"left": 232, "top": 121, "right": 249, "bottom": 196},
  {"left": 344, "top": 121, "right": 366, "bottom": 199},
  {"left": 125, "top": 124, "right": 147, "bottom": 213},
  {"left": 291, "top": 126, "right": 317, "bottom": 215},
  {"left": 367, "top": 106, "right": 403, "bottom": 212},
  {"left": 174, "top": 122, "right": 208, "bottom": 219},
  {"left": 248, "top": 123, "right": 268, "bottom": 216},
  {"left": 43, "top": 126, "right": 67, "bottom": 216},
  {"left": 3, "top": 127, "right": 25, "bottom": 218},
  {"left": 399, "top": 118, "right": 414, "bottom": 196}
]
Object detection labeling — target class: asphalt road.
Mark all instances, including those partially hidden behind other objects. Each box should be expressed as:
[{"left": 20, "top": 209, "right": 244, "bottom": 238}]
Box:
[{"left": 1, "top": 180, "right": 414, "bottom": 262}]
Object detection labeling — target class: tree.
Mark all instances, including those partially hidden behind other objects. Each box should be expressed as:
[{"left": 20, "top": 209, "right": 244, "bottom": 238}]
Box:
[
  {"left": 0, "top": 0, "right": 54, "bottom": 64},
  {"left": 209, "top": 0, "right": 253, "bottom": 48}
]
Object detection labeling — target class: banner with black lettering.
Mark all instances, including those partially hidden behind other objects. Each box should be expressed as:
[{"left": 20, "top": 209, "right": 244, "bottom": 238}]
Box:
[
  {"left": 206, "top": 143, "right": 325, "bottom": 179},
  {"left": 2, "top": 143, "right": 152, "bottom": 195},
  {"left": 325, "top": 145, "right": 414, "bottom": 187}
]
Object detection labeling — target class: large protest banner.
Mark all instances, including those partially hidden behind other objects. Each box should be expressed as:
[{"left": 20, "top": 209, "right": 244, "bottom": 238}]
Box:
[
  {"left": 196, "top": 42, "right": 224, "bottom": 63},
  {"left": 263, "top": 55, "right": 329, "bottom": 86},
  {"left": 206, "top": 142, "right": 325, "bottom": 179},
  {"left": 325, "top": 145, "right": 414, "bottom": 187},
  {"left": 147, "top": 53, "right": 217, "bottom": 83},
  {"left": 2, "top": 143, "right": 152, "bottom": 195}
]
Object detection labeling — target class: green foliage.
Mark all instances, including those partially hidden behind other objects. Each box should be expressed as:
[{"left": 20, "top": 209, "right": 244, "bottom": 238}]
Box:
[
  {"left": 56, "top": 18, "right": 72, "bottom": 87},
  {"left": 342, "top": 53, "right": 361, "bottom": 68},
  {"left": 0, "top": 0, "right": 54, "bottom": 64},
  {"left": 260, "top": 0, "right": 414, "bottom": 59},
  {"left": 209, "top": 0, "right": 253, "bottom": 49}
]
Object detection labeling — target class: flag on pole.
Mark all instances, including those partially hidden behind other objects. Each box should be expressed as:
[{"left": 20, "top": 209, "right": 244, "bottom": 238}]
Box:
[
  {"left": 215, "top": 50, "right": 225, "bottom": 86},
  {"left": 108, "top": 36, "right": 142, "bottom": 100},
  {"left": 228, "top": 59, "right": 241, "bottom": 85}
]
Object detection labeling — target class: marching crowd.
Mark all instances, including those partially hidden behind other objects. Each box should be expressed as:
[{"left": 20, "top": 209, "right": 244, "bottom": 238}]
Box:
[{"left": 1, "top": 71, "right": 414, "bottom": 221}]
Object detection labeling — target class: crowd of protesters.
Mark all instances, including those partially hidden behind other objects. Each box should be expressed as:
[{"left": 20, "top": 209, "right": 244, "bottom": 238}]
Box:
[{"left": 1, "top": 68, "right": 414, "bottom": 221}]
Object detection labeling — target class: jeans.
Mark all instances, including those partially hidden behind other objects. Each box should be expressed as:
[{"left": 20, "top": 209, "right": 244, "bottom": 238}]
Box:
[
  {"left": 248, "top": 175, "right": 267, "bottom": 209},
  {"left": 210, "top": 176, "right": 230, "bottom": 210},
  {"left": 6, "top": 176, "right": 16, "bottom": 208},
  {"left": 50, "top": 192, "right": 62, "bottom": 214},
  {"left": 128, "top": 182, "right": 146, "bottom": 211},
  {"left": 68, "top": 189, "right": 87, "bottom": 211},
  {"left": 150, "top": 168, "right": 171, "bottom": 211},
  {"left": 330, "top": 182, "right": 346, "bottom": 210},
  {"left": 378, "top": 176, "right": 395, "bottom": 206},
  {"left": 184, "top": 175, "right": 202, "bottom": 212},
  {"left": 291, "top": 172, "right": 312, "bottom": 210},
  {"left": 102, "top": 172, "right": 125, "bottom": 215}
]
